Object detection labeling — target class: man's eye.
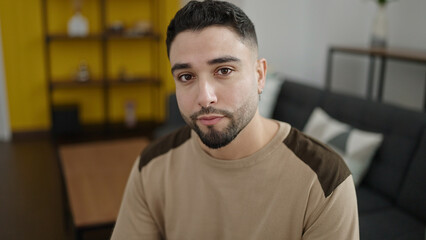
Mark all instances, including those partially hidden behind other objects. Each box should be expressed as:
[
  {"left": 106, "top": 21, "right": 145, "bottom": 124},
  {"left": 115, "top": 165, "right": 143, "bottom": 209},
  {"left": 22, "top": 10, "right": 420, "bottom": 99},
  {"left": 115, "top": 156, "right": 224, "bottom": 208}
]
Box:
[
  {"left": 217, "top": 68, "right": 233, "bottom": 76},
  {"left": 178, "top": 74, "right": 193, "bottom": 82}
]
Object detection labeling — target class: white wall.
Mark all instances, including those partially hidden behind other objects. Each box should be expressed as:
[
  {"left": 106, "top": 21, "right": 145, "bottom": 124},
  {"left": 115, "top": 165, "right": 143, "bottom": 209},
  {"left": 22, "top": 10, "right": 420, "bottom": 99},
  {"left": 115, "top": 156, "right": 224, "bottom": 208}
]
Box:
[
  {"left": 243, "top": 0, "right": 308, "bottom": 81},
  {"left": 0, "top": 20, "right": 11, "bottom": 142},
  {"left": 243, "top": 0, "right": 426, "bottom": 111}
]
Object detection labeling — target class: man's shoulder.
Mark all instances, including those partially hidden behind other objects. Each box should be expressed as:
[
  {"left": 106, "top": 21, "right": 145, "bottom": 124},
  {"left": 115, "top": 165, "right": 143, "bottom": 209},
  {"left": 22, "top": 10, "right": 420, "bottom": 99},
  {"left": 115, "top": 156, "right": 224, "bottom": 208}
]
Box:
[
  {"left": 283, "top": 127, "right": 351, "bottom": 197},
  {"left": 138, "top": 126, "right": 192, "bottom": 171}
]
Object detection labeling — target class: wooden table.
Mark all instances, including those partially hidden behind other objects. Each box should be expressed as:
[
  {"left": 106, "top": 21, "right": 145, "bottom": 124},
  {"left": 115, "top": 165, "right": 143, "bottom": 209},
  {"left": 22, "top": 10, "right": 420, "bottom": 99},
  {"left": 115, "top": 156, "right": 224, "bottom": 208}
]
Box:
[
  {"left": 59, "top": 138, "right": 150, "bottom": 239},
  {"left": 325, "top": 46, "right": 426, "bottom": 110}
]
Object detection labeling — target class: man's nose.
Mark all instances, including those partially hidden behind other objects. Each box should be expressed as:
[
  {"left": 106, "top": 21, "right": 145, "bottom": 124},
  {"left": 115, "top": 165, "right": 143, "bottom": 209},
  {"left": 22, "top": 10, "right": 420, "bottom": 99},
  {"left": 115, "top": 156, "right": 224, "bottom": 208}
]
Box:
[{"left": 197, "top": 78, "right": 217, "bottom": 108}]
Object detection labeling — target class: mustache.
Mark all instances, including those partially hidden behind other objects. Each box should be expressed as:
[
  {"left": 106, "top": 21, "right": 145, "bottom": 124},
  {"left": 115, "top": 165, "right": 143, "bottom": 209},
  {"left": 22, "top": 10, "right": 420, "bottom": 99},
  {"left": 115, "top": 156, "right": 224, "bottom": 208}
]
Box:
[{"left": 190, "top": 107, "right": 233, "bottom": 121}]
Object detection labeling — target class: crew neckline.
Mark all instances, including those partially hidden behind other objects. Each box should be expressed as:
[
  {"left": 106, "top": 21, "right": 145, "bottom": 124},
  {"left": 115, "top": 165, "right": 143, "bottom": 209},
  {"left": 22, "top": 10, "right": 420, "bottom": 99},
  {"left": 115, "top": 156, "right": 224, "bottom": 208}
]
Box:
[{"left": 191, "top": 121, "right": 291, "bottom": 169}]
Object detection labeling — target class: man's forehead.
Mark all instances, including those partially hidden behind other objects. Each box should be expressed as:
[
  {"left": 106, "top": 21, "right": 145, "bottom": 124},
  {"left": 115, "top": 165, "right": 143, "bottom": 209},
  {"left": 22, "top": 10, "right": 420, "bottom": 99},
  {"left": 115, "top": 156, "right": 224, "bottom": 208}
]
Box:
[{"left": 169, "top": 26, "right": 256, "bottom": 64}]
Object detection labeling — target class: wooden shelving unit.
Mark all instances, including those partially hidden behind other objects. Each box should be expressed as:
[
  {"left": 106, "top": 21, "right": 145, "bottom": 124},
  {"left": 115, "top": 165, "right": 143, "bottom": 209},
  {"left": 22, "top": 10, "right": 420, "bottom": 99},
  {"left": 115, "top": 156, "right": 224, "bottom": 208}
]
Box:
[{"left": 41, "top": 0, "right": 163, "bottom": 137}]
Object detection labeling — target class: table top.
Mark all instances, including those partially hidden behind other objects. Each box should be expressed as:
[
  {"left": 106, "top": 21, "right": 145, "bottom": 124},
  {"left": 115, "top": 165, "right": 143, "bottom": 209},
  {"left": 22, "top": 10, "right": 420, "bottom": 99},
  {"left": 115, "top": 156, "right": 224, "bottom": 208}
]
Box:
[
  {"left": 331, "top": 46, "right": 426, "bottom": 63},
  {"left": 59, "top": 138, "right": 150, "bottom": 227}
]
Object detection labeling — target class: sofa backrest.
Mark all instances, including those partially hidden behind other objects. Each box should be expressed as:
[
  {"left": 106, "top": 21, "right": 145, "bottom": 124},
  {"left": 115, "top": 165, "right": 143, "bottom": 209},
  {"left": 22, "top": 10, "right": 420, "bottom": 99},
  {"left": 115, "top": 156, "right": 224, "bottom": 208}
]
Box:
[
  {"left": 272, "top": 80, "right": 322, "bottom": 130},
  {"left": 272, "top": 80, "right": 426, "bottom": 200},
  {"left": 397, "top": 129, "right": 426, "bottom": 221}
]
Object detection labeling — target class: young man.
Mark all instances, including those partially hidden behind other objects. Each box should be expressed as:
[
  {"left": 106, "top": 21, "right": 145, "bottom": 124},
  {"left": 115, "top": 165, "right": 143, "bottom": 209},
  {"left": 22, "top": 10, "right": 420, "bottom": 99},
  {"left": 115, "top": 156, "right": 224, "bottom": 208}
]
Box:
[{"left": 111, "top": 1, "right": 359, "bottom": 239}]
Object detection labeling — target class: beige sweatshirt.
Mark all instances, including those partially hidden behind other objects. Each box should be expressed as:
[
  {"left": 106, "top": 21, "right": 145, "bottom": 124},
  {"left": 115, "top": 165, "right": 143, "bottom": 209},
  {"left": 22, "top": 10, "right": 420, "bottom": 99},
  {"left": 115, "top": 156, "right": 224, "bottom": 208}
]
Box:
[{"left": 111, "top": 122, "right": 359, "bottom": 240}]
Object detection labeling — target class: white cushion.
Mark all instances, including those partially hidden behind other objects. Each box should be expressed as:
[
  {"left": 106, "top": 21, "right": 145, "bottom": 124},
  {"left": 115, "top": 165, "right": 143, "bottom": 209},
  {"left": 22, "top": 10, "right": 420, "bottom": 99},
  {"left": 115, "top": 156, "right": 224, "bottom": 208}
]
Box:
[{"left": 304, "top": 108, "right": 383, "bottom": 186}]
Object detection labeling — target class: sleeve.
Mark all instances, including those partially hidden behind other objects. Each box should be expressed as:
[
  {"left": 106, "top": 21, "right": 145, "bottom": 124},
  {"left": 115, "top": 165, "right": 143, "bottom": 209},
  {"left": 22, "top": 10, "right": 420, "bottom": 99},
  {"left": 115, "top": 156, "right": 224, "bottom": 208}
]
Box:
[
  {"left": 111, "top": 157, "right": 161, "bottom": 240},
  {"left": 302, "top": 176, "right": 359, "bottom": 240}
]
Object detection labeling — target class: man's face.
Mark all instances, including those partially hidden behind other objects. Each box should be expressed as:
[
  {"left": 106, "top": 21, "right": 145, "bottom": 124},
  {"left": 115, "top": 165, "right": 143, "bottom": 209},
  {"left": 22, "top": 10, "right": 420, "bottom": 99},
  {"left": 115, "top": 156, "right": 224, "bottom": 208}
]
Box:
[{"left": 169, "top": 26, "right": 262, "bottom": 149}]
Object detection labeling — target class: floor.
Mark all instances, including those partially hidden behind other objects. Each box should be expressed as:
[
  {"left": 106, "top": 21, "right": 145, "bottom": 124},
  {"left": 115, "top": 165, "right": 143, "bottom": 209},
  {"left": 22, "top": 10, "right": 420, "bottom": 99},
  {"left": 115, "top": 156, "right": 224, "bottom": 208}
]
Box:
[
  {"left": 0, "top": 122, "right": 158, "bottom": 240},
  {"left": 0, "top": 137, "right": 117, "bottom": 240}
]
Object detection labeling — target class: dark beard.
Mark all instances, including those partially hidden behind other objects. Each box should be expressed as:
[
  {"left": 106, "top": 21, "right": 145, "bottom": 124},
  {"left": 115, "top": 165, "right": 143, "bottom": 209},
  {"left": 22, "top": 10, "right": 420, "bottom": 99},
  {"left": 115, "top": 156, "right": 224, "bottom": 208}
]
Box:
[
  {"left": 192, "top": 116, "right": 240, "bottom": 149},
  {"left": 183, "top": 104, "right": 255, "bottom": 149}
]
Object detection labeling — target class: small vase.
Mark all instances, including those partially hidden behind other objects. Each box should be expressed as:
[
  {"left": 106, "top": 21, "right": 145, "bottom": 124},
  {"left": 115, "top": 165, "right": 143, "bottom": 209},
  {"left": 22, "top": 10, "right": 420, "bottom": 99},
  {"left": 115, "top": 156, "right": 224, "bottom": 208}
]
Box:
[
  {"left": 125, "top": 101, "right": 137, "bottom": 128},
  {"left": 67, "top": 11, "right": 89, "bottom": 37},
  {"left": 75, "top": 61, "right": 90, "bottom": 82},
  {"left": 370, "top": 4, "right": 388, "bottom": 48}
]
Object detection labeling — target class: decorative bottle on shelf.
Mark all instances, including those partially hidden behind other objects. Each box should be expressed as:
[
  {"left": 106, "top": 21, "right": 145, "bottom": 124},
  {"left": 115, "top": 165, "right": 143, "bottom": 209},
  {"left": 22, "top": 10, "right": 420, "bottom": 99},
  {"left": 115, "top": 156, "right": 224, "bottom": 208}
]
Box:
[
  {"left": 67, "top": 0, "right": 89, "bottom": 38},
  {"left": 125, "top": 101, "right": 137, "bottom": 128},
  {"left": 370, "top": 3, "right": 388, "bottom": 48},
  {"left": 75, "top": 61, "right": 90, "bottom": 82}
]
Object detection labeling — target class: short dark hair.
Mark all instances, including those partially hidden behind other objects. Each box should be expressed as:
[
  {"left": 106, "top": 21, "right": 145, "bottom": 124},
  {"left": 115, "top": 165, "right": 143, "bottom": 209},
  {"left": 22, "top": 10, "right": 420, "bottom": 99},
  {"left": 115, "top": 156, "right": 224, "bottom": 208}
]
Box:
[{"left": 166, "top": 0, "right": 258, "bottom": 58}]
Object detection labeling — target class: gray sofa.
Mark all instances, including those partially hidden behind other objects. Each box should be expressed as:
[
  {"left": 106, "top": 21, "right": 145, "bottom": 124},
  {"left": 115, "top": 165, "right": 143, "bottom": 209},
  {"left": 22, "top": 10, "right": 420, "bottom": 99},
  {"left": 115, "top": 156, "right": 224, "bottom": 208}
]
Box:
[{"left": 272, "top": 80, "right": 426, "bottom": 239}]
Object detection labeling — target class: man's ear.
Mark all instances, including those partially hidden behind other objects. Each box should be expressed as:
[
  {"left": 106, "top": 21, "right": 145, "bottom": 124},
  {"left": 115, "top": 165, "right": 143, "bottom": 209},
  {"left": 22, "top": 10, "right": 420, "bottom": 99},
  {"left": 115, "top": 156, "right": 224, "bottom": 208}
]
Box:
[{"left": 256, "top": 58, "right": 267, "bottom": 94}]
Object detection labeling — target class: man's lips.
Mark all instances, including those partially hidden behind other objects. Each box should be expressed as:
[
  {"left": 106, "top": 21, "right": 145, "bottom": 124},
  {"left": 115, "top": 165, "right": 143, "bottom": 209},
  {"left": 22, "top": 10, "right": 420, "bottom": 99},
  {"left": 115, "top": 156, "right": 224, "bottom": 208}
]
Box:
[{"left": 197, "top": 115, "right": 224, "bottom": 126}]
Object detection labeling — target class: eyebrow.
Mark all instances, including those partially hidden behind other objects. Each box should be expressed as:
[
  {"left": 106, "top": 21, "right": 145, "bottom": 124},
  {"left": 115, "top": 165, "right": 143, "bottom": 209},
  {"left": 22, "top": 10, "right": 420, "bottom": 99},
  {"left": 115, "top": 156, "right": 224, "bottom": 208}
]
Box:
[
  {"left": 207, "top": 56, "right": 241, "bottom": 65},
  {"left": 171, "top": 56, "right": 241, "bottom": 75},
  {"left": 171, "top": 63, "right": 191, "bottom": 75}
]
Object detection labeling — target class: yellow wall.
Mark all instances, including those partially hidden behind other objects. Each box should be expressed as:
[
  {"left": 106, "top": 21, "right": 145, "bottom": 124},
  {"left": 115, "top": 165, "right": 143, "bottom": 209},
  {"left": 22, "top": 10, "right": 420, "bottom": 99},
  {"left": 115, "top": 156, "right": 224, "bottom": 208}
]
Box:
[{"left": 0, "top": 0, "right": 179, "bottom": 132}]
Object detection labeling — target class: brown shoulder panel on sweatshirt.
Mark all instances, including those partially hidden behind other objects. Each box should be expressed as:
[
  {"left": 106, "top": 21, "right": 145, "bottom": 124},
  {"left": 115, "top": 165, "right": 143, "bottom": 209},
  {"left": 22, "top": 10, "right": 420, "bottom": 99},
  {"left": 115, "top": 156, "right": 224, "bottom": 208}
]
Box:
[
  {"left": 284, "top": 127, "right": 351, "bottom": 198},
  {"left": 138, "top": 126, "right": 192, "bottom": 171}
]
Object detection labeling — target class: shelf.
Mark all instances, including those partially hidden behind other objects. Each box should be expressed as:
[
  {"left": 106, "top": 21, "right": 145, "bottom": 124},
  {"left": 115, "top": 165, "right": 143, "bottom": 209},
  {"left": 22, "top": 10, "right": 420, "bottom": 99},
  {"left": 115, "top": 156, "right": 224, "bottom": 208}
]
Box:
[
  {"left": 46, "top": 32, "right": 161, "bottom": 42},
  {"left": 331, "top": 46, "right": 426, "bottom": 64},
  {"left": 107, "top": 77, "right": 162, "bottom": 86},
  {"left": 49, "top": 77, "right": 162, "bottom": 89},
  {"left": 46, "top": 34, "right": 103, "bottom": 42},
  {"left": 106, "top": 32, "right": 161, "bottom": 41},
  {"left": 43, "top": 0, "right": 164, "bottom": 140},
  {"left": 326, "top": 45, "right": 426, "bottom": 110},
  {"left": 50, "top": 80, "right": 104, "bottom": 89}
]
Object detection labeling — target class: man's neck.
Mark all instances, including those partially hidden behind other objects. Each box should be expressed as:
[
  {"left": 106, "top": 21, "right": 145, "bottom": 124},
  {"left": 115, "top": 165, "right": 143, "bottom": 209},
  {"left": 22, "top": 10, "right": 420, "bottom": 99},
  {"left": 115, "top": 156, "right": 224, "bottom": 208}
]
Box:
[{"left": 198, "top": 114, "right": 279, "bottom": 160}]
